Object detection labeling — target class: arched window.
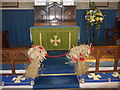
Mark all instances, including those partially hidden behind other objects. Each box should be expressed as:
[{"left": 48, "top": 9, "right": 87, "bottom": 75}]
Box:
[
  {"left": 49, "top": 0, "right": 61, "bottom": 4},
  {"left": 34, "top": 0, "right": 46, "bottom": 6},
  {"left": 63, "top": 0, "right": 74, "bottom": 6}
]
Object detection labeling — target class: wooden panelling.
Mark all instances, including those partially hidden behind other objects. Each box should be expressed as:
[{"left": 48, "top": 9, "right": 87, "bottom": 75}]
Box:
[{"left": 34, "top": 22, "right": 77, "bottom": 26}]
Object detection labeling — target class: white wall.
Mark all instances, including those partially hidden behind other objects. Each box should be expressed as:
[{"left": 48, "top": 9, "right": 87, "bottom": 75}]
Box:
[{"left": 75, "top": 2, "right": 118, "bottom": 9}]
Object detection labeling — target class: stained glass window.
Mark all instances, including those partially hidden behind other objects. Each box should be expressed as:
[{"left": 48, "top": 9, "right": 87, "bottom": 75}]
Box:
[
  {"left": 63, "top": 0, "right": 74, "bottom": 5},
  {"left": 34, "top": 0, "right": 46, "bottom": 5}
]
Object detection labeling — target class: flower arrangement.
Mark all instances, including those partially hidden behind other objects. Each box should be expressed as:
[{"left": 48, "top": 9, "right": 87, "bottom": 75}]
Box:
[
  {"left": 25, "top": 44, "right": 94, "bottom": 78},
  {"left": 66, "top": 44, "right": 92, "bottom": 62},
  {"left": 25, "top": 45, "right": 47, "bottom": 78},
  {"left": 66, "top": 43, "right": 94, "bottom": 76},
  {"left": 28, "top": 45, "right": 47, "bottom": 62},
  {"left": 85, "top": 3, "right": 106, "bottom": 29}
]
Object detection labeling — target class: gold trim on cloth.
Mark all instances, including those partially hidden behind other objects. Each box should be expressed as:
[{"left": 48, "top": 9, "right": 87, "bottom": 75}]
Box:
[
  {"left": 68, "top": 32, "right": 71, "bottom": 49},
  {"left": 40, "top": 33, "right": 42, "bottom": 46},
  {"left": 38, "top": 73, "right": 76, "bottom": 76},
  {"left": 34, "top": 31, "right": 77, "bottom": 32}
]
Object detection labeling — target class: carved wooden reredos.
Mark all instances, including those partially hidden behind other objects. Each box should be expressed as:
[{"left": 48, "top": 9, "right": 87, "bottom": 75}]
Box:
[{"left": 34, "top": 2, "right": 76, "bottom": 26}]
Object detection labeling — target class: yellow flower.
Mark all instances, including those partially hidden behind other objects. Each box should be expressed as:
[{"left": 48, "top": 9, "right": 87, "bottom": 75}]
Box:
[
  {"left": 86, "top": 11, "right": 90, "bottom": 15},
  {"left": 97, "top": 10, "right": 101, "bottom": 13},
  {"left": 90, "top": 16, "right": 94, "bottom": 20},
  {"left": 96, "top": 12, "right": 100, "bottom": 15},
  {"left": 95, "top": 17, "right": 100, "bottom": 21}
]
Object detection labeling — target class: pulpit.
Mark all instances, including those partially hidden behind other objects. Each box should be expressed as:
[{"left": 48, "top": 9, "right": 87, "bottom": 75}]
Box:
[{"left": 30, "top": 26, "right": 79, "bottom": 50}]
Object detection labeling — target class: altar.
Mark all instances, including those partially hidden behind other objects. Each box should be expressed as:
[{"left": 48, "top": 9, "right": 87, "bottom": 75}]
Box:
[{"left": 30, "top": 26, "right": 79, "bottom": 50}]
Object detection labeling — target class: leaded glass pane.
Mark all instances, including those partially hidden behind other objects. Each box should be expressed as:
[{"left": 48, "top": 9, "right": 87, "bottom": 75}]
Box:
[
  {"left": 34, "top": 0, "right": 46, "bottom": 5},
  {"left": 49, "top": 0, "right": 60, "bottom": 4},
  {"left": 63, "top": 0, "right": 74, "bottom": 5}
]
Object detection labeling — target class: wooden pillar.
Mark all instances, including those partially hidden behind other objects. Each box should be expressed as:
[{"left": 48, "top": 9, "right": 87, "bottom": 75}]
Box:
[
  {"left": 113, "top": 48, "right": 119, "bottom": 71},
  {"left": 95, "top": 49, "right": 100, "bottom": 72},
  {"left": 95, "top": 58, "right": 100, "bottom": 72},
  {"left": 10, "top": 50, "right": 16, "bottom": 75},
  {"left": 114, "top": 58, "right": 118, "bottom": 71}
]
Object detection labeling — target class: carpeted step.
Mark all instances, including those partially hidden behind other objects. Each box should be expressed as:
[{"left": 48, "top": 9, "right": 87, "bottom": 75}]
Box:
[
  {"left": 38, "top": 50, "right": 75, "bottom": 74},
  {"left": 33, "top": 75, "right": 79, "bottom": 89}
]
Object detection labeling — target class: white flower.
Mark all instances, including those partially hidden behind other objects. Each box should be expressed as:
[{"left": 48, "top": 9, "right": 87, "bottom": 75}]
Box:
[
  {"left": 85, "top": 8, "right": 105, "bottom": 29},
  {"left": 99, "top": 17, "right": 103, "bottom": 21},
  {"left": 89, "top": 10, "right": 93, "bottom": 12},
  {"left": 89, "top": 19, "right": 95, "bottom": 22},
  {"left": 93, "top": 10, "right": 97, "bottom": 13},
  {"left": 99, "top": 12, "right": 102, "bottom": 16}
]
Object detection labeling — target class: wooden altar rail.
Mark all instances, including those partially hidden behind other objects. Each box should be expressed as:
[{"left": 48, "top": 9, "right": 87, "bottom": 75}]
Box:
[
  {"left": 87, "top": 45, "right": 120, "bottom": 73},
  {"left": 1, "top": 46, "right": 120, "bottom": 75},
  {"left": 1, "top": 48, "right": 30, "bottom": 75}
]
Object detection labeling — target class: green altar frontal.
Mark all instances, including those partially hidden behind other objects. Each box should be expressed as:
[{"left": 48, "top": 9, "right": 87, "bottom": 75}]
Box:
[{"left": 30, "top": 26, "right": 79, "bottom": 50}]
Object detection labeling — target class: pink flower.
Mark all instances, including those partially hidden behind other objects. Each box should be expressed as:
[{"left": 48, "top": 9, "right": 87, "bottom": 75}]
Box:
[
  {"left": 87, "top": 47, "right": 90, "bottom": 49},
  {"left": 90, "top": 43, "right": 93, "bottom": 45},
  {"left": 72, "top": 56, "right": 78, "bottom": 61},
  {"left": 31, "top": 45, "right": 35, "bottom": 48},
  {"left": 38, "top": 47, "right": 43, "bottom": 49},
  {"left": 91, "top": 47, "right": 94, "bottom": 51},
  {"left": 80, "top": 53, "right": 82, "bottom": 56},
  {"left": 45, "top": 54, "right": 48, "bottom": 56},
  {"left": 80, "top": 57, "right": 85, "bottom": 61},
  {"left": 29, "top": 58, "right": 33, "bottom": 61}
]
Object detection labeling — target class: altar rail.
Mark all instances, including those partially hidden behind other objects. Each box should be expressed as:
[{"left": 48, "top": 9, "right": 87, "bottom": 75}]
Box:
[{"left": 1, "top": 46, "right": 120, "bottom": 75}]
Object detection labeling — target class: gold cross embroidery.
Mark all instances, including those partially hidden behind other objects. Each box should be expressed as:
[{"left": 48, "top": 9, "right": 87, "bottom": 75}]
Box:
[
  {"left": 88, "top": 73, "right": 101, "bottom": 80},
  {"left": 112, "top": 72, "right": 120, "bottom": 78},
  {"left": 2, "top": 81, "right": 5, "bottom": 86},
  {"left": 51, "top": 35, "right": 61, "bottom": 46},
  {"left": 12, "top": 76, "right": 26, "bottom": 83},
  {"left": 80, "top": 79, "right": 84, "bottom": 83},
  {"left": 31, "top": 81, "right": 35, "bottom": 86}
]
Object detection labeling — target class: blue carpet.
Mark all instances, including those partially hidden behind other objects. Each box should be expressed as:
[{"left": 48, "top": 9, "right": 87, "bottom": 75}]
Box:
[
  {"left": 39, "top": 50, "right": 75, "bottom": 74},
  {"left": 33, "top": 75, "right": 79, "bottom": 89}
]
